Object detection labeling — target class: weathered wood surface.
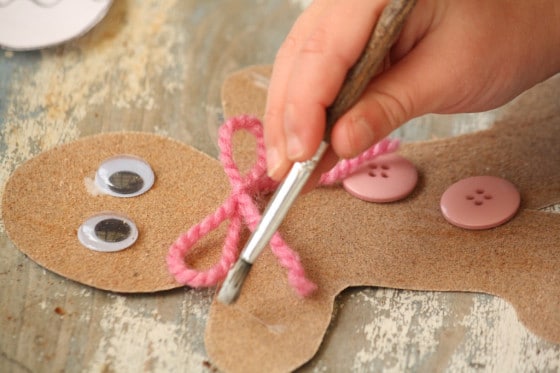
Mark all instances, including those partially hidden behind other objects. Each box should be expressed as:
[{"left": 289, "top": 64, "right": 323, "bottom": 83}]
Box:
[{"left": 0, "top": 1, "right": 558, "bottom": 372}]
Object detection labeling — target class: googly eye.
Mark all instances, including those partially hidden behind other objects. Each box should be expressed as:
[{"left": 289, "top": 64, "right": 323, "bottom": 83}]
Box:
[
  {"left": 78, "top": 213, "right": 138, "bottom": 252},
  {"left": 95, "top": 155, "right": 155, "bottom": 197}
]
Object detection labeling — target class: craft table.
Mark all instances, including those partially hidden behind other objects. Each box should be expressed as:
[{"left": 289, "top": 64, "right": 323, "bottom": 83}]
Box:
[{"left": 1, "top": 1, "right": 559, "bottom": 372}]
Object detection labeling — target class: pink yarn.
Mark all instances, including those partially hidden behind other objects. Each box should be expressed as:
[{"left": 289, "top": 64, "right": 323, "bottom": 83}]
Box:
[{"left": 166, "top": 115, "right": 399, "bottom": 297}]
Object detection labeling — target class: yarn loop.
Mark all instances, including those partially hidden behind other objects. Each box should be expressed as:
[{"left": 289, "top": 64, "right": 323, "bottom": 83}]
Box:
[{"left": 167, "top": 115, "right": 399, "bottom": 297}]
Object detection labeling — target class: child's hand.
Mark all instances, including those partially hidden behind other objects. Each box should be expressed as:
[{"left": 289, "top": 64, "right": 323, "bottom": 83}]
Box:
[{"left": 264, "top": 0, "right": 560, "bottom": 181}]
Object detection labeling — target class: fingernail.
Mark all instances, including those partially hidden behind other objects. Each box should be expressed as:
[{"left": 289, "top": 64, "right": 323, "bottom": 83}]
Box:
[
  {"left": 266, "top": 147, "right": 281, "bottom": 178},
  {"left": 284, "top": 104, "right": 304, "bottom": 160},
  {"left": 286, "top": 136, "right": 304, "bottom": 160}
]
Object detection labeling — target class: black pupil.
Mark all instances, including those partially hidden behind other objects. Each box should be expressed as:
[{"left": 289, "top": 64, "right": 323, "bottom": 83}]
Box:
[
  {"left": 108, "top": 171, "right": 144, "bottom": 194},
  {"left": 94, "top": 219, "right": 131, "bottom": 243}
]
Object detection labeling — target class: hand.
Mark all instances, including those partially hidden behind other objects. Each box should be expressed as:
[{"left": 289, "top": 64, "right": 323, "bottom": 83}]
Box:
[{"left": 263, "top": 0, "right": 560, "bottom": 182}]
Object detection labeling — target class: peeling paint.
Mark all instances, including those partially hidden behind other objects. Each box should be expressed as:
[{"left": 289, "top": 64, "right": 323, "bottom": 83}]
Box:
[
  {"left": 352, "top": 290, "right": 444, "bottom": 372},
  {"left": 88, "top": 293, "right": 211, "bottom": 372}
]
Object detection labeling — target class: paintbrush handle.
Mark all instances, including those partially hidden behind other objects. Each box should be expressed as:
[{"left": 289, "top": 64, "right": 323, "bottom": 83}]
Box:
[{"left": 324, "top": 0, "right": 417, "bottom": 142}]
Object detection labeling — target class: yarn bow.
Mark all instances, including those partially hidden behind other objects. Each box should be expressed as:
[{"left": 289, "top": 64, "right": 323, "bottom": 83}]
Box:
[{"left": 167, "top": 115, "right": 399, "bottom": 297}]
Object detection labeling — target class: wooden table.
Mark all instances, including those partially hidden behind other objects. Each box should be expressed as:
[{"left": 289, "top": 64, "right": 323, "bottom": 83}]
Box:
[{"left": 1, "top": 1, "right": 559, "bottom": 372}]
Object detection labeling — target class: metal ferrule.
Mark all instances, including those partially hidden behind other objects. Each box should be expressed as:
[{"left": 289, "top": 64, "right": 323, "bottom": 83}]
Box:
[{"left": 240, "top": 141, "right": 329, "bottom": 263}]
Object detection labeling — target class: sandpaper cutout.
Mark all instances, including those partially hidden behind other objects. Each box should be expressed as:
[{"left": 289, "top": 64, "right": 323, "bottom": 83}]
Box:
[
  {"left": 2, "top": 65, "right": 559, "bottom": 372},
  {"left": 204, "top": 66, "right": 560, "bottom": 373}
]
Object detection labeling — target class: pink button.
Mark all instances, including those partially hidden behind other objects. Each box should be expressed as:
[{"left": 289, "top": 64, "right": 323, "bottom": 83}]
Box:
[
  {"left": 342, "top": 153, "right": 418, "bottom": 202},
  {"left": 440, "top": 176, "right": 520, "bottom": 230}
]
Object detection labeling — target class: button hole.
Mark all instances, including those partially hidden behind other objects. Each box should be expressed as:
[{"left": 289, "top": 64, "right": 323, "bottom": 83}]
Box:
[
  {"left": 466, "top": 195, "right": 475, "bottom": 200},
  {"left": 476, "top": 189, "right": 484, "bottom": 194},
  {"left": 484, "top": 195, "right": 492, "bottom": 200},
  {"left": 368, "top": 171, "right": 377, "bottom": 177},
  {"left": 474, "top": 201, "right": 483, "bottom": 206},
  {"left": 368, "top": 164, "right": 378, "bottom": 170},
  {"left": 381, "top": 165, "right": 389, "bottom": 170},
  {"left": 381, "top": 172, "right": 388, "bottom": 178}
]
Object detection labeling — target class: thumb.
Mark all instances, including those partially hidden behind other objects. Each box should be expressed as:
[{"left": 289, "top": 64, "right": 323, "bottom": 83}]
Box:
[{"left": 330, "top": 38, "right": 460, "bottom": 159}]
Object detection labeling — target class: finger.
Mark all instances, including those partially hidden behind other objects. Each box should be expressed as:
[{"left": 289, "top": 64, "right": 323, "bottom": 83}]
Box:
[
  {"left": 267, "top": 0, "right": 391, "bottom": 180},
  {"left": 281, "top": 0, "right": 391, "bottom": 165},
  {"left": 264, "top": 0, "right": 332, "bottom": 180}
]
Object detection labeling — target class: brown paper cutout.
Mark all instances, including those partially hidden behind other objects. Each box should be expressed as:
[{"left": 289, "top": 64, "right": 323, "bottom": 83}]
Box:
[
  {"left": 2, "top": 65, "right": 559, "bottom": 372},
  {"left": 204, "top": 66, "right": 560, "bottom": 373}
]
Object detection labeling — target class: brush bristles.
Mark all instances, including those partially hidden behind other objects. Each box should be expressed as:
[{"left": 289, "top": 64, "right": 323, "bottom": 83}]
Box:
[{"left": 217, "top": 259, "right": 252, "bottom": 304}]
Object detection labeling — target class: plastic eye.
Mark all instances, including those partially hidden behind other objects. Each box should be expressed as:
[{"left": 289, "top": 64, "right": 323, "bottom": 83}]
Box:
[
  {"left": 78, "top": 213, "right": 138, "bottom": 252},
  {"left": 95, "top": 155, "right": 154, "bottom": 197}
]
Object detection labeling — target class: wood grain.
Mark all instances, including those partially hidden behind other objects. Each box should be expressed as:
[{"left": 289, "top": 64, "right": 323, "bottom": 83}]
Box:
[{"left": 1, "top": 1, "right": 559, "bottom": 372}]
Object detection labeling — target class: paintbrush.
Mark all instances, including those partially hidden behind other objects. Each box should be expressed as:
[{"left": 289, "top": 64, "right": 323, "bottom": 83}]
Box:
[{"left": 217, "top": 0, "right": 417, "bottom": 304}]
